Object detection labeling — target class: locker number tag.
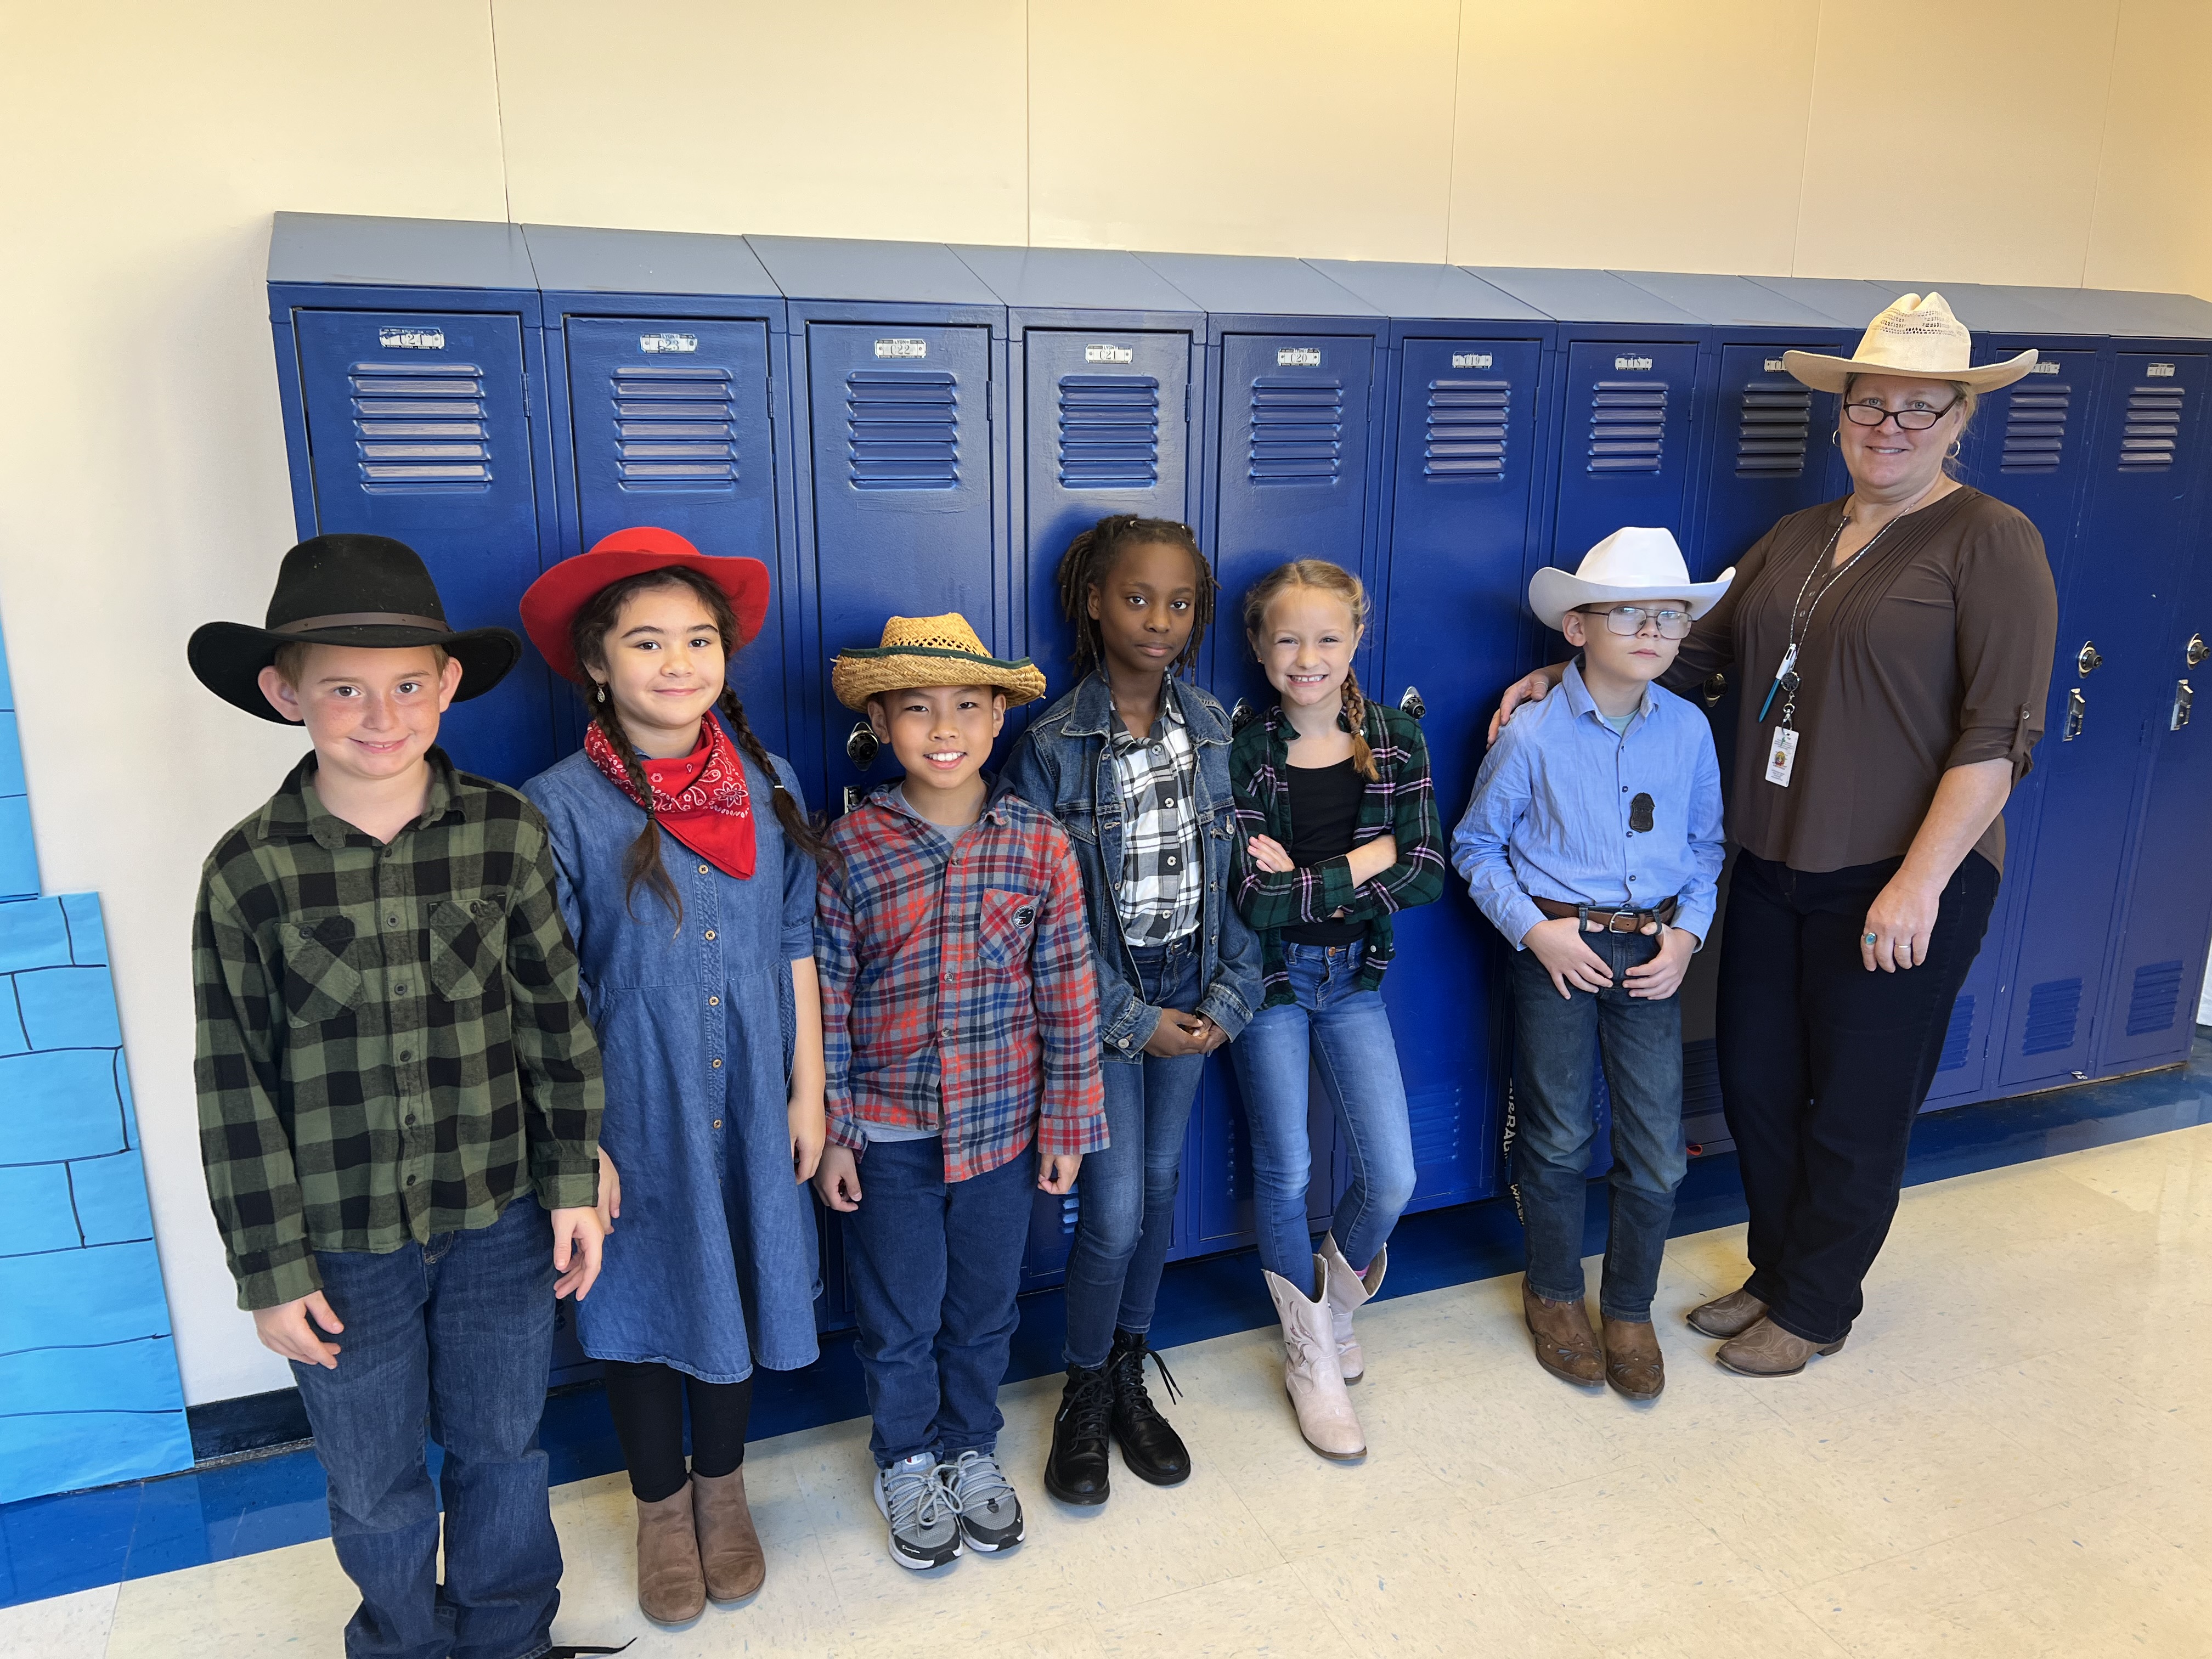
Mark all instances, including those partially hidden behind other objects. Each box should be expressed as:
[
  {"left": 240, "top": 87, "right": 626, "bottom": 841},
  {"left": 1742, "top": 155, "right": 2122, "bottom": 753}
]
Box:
[
  {"left": 1277, "top": 347, "right": 1322, "bottom": 367},
  {"left": 379, "top": 327, "right": 445, "bottom": 351},
  {"left": 874, "top": 338, "right": 928, "bottom": 359},
  {"left": 1086, "top": 343, "right": 1135, "bottom": 364},
  {"left": 640, "top": 332, "right": 698, "bottom": 353},
  {"left": 1764, "top": 727, "right": 1800, "bottom": 788}
]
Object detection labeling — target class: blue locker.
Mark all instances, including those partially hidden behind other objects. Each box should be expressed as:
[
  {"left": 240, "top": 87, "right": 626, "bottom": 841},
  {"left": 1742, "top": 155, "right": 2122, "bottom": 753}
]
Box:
[
  {"left": 524, "top": 224, "right": 798, "bottom": 759},
  {"left": 1309, "top": 258, "right": 1550, "bottom": 1212},
  {"left": 747, "top": 238, "right": 1009, "bottom": 817},
  {"left": 266, "top": 212, "right": 562, "bottom": 785}
]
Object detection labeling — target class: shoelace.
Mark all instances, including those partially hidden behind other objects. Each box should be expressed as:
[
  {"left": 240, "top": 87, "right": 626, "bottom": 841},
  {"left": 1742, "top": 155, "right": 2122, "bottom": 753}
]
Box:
[
  {"left": 941, "top": 1450, "right": 1016, "bottom": 1516},
  {"left": 883, "top": 1463, "right": 957, "bottom": 1534},
  {"left": 1112, "top": 1342, "right": 1182, "bottom": 1410},
  {"left": 1065, "top": 1367, "right": 1115, "bottom": 1438}
]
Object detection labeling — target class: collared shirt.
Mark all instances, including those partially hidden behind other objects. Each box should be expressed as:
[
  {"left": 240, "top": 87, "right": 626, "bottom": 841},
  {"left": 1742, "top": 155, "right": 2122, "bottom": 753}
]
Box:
[
  {"left": 1451, "top": 661, "right": 1725, "bottom": 951},
  {"left": 815, "top": 783, "right": 1105, "bottom": 1183},
  {"left": 193, "top": 749, "right": 603, "bottom": 1312},
  {"left": 1108, "top": 684, "right": 1204, "bottom": 945},
  {"left": 1228, "top": 699, "right": 1447, "bottom": 1008}
]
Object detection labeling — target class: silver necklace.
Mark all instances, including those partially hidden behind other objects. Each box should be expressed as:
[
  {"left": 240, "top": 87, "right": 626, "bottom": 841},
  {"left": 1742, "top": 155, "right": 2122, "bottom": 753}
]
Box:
[{"left": 1757, "top": 498, "right": 1912, "bottom": 726}]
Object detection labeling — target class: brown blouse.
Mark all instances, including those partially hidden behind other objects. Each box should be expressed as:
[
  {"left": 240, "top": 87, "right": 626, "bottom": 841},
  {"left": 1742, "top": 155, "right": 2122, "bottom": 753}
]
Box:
[{"left": 1661, "top": 487, "right": 2056, "bottom": 875}]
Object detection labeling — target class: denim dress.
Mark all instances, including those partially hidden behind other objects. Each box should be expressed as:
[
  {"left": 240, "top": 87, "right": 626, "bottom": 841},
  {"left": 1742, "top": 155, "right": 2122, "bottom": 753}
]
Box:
[{"left": 523, "top": 730, "right": 821, "bottom": 1383}]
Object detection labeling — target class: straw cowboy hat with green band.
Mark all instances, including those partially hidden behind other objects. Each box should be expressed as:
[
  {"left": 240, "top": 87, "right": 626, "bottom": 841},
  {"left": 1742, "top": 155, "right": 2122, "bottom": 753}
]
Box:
[
  {"left": 1782, "top": 291, "right": 2038, "bottom": 394},
  {"left": 831, "top": 613, "right": 1048, "bottom": 710}
]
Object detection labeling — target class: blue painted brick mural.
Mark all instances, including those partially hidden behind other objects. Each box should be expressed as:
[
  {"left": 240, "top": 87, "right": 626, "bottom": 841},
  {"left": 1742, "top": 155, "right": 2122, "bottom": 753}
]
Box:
[{"left": 0, "top": 624, "right": 190, "bottom": 1504}]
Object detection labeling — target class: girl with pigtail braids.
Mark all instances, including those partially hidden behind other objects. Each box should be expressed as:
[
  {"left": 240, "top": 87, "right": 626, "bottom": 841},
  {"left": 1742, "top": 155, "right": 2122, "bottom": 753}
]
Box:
[
  {"left": 1224, "top": 558, "right": 1446, "bottom": 1462},
  {"left": 518, "top": 532, "right": 830, "bottom": 1622}
]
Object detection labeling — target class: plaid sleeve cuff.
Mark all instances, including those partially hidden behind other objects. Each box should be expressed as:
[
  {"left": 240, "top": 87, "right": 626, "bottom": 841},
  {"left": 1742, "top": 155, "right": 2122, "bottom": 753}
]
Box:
[
  {"left": 533, "top": 1165, "right": 601, "bottom": 1214},
  {"left": 231, "top": 1244, "right": 324, "bottom": 1313},
  {"left": 1317, "top": 853, "right": 1360, "bottom": 916},
  {"left": 828, "top": 1111, "right": 867, "bottom": 1152},
  {"left": 1036, "top": 1100, "right": 1109, "bottom": 1160}
]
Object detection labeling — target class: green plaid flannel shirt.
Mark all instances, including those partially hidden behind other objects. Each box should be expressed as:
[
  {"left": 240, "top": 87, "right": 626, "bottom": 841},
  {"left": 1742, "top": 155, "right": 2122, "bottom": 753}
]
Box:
[{"left": 193, "top": 750, "right": 603, "bottom": 1311}]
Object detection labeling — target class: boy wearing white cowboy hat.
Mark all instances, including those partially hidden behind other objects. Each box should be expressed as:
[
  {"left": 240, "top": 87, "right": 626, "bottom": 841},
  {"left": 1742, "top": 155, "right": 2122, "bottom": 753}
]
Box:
[
  {"left": 811, "top": 614, "right": 1105, "bottom": 1571},
  {"left": 1451, "top": 528, "right": 1728, "bottom": 1400}
]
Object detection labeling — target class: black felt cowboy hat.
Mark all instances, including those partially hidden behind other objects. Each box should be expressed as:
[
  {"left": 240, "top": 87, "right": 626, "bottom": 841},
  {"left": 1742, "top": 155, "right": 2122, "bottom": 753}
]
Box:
[{"left": 188, "top": 534, "right": 522, "bottom": 722}]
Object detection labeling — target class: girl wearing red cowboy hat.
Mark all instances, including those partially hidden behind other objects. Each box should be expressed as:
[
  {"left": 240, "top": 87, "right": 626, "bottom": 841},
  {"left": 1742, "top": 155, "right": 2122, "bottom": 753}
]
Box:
[{"left": 518, "top": 529, "right": 836, "bottom": 1624}]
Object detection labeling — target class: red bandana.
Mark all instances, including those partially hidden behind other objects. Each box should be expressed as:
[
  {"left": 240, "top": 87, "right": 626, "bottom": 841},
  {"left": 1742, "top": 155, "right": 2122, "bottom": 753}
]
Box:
[{"left": 584, "top": 715, "right": 757, "bottom": 880}]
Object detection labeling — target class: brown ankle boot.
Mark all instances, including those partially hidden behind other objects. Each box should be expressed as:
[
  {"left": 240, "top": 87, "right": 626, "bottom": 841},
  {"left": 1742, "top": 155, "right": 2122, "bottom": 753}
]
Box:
[
  {"left": 692, "top": 1466, "right": 766, "bottom": 1602},
  {"left": 1686, "top": 1288, "right": 1768, "bottom": 1339},
  {"left": 634, "top": 1482, "right": 706, "bottom": 1623},
  {"left": 1601, "top": 1317, "right": 1665, "bottom": 1400},
  {"left": 1522, "top": 1282, "right": 1603, "bottom": 1386},
  {"left": 1714, "top": 1317, "right": 1844, "bottom": 1378}
]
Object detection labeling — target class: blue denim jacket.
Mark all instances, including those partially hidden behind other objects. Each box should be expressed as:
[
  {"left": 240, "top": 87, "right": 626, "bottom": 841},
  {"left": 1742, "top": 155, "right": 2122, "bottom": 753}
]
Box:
[{"left": 1002, "top": 673, "right": 1262, "bottom": 1062}]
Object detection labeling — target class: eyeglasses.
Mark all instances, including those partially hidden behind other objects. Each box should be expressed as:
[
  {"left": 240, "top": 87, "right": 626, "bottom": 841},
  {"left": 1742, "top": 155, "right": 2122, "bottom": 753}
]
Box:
[
  {"left": 1584, "top": 604, "right": 1692, "bottom": 640},
  {"left": 1842, "top": 397, "right": 1962, "bottom": 432}
]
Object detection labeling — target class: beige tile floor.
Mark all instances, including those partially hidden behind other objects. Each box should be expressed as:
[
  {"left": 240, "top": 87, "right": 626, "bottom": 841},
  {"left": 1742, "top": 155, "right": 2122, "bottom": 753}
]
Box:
[{"left": 8, "top": 1122, "right": 2210, "bottom": 1658}]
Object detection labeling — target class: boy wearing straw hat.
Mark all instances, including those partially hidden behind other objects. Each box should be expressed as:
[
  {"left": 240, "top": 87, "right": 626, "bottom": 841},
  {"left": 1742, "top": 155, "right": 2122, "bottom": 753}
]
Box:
[
  {"left": 1451, "top": 528, "right": 1728, "bottom": 1402},
  {"left": 812, "top": 614, "right": 1105, "bottom": 1571}
]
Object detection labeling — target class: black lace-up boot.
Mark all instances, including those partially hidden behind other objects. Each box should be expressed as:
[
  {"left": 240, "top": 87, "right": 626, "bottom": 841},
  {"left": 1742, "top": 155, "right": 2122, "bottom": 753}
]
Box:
[
  {"left": 1107, "top": 1329, "right": 1191, "bottom": 1486},
  {"left": 1043, "top": 1362, "right": 1115, "bottom": 1506}
]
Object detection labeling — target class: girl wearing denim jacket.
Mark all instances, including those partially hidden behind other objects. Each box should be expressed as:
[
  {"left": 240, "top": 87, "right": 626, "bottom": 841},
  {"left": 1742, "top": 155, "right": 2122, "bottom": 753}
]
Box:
[{"left": 1001, "top": 514, "right": 1262, "bottom": 1508}]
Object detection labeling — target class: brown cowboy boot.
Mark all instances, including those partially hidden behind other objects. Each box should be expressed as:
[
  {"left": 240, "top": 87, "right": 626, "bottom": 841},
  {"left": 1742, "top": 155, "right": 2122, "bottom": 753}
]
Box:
[
  {"left": 1601, "top": 1317, "right": 1666, "bottom": 1400},
  {"left": 1522, "top": 1281, "right": 1604, "bottom": 1386},
  {"left": 1715, "top": 1317, "right": 1845, "bottom": 1378},
  {"left": 634, "top": 1482, "right": 706, "bottom": 1623},
  {"left": 692, "top": 1467, "right": 766, "bottom": 1602},
  {"left": 1686, "top": 1288, "right": 1768, "bottom": 1339}
]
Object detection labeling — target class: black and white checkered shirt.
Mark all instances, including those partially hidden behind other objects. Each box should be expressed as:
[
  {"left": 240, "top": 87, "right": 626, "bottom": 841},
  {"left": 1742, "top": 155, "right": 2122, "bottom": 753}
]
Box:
[{"left": 1109, "top": 685, "right": 1205, "bottom": 945}]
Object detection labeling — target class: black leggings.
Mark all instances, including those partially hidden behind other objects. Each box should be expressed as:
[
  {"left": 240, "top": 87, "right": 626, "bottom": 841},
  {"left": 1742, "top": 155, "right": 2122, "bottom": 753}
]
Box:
[{"left": 602, "top": 1361, "right": 754, "bottom": 1504}]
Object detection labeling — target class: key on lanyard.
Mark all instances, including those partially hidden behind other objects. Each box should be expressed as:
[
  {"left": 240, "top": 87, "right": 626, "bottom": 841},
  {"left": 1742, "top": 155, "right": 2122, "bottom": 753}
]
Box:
[{"left": 1757, "top": 644, "right": 1799, "bottom": 721}]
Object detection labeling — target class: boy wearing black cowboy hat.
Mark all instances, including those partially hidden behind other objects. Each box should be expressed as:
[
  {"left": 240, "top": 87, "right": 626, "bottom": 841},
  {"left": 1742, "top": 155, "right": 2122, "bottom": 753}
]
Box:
[{"left": 189, "top": 534, "right": 620, "bottom": 1659}]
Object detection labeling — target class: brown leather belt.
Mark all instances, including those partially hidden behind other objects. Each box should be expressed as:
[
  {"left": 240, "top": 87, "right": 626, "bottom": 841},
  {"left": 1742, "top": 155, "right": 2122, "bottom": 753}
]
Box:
[{"left": 1532, "top": 894, "right": 1680, "bottom": 933}]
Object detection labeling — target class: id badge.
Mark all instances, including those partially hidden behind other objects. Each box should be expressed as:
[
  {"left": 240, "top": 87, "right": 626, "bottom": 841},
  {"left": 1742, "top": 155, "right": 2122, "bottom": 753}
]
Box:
[{"left": 1764, "top": 727, "right": 1800, "bottom": 787}]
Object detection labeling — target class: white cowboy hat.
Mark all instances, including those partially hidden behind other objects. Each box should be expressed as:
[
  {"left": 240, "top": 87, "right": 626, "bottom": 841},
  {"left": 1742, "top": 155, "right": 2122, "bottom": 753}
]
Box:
[
  {"left": 1781, "top": 291, "right": 2038, "bottom": 394},
  {"left": 1527, "top": 527, "right": 1733, "bottom": 633}
]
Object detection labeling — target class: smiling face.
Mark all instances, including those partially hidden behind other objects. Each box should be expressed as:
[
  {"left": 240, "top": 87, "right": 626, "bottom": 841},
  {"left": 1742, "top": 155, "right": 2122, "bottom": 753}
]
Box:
[
  {"left": 868, "top": 684, "right": 1007, "bottom": 813},
  {"left": 1839, "top": 373, "right": 1968, "bottom": 500},
  {"left": 1250, "top": 586, "right": 1363, "bottom": 714},
  {"left": 258, "top": 644, "right": 461, "bottom": 787},
  {"left": 588, "top": 582, "right": 727, "bottom": 755},
  {"left": 1086, "top": 538, "right": 1200, "bottom": 681}
]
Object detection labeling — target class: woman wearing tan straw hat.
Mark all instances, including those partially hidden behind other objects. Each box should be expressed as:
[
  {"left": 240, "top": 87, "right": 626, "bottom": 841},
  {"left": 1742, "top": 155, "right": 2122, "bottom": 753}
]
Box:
[{"left": 1493, "top": 292, "right": 2058, "bottom": 1378}]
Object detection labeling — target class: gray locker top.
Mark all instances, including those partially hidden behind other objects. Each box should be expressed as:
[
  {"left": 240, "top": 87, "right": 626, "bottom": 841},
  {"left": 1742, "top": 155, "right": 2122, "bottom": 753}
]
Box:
[
  {"left": 1997, "top": 285, "right": 2212, "bottom": 341},
  {"left": 268, "top": 211, "right": 537, "bottom": 292},
  {"left": 520, "top": 223, "right": 777, "bottom": 299},
  {"left": 1132, "top": 251, "right": 1381, "bottom": 318},
  {"left": 1465, "top": 266, "right": 1701, "bottom": 326},
  {"left": 1302, "top": 259, "right": 1544, "bottom": 322},
  {"left": 950, "top": 245, "right": 1200, "bottom": 315},
  {"left": 743, "top": 235, "right": 998, "bottom": 305},
  {"left": 1610, "top": 270, "right": 1843, "bottom": 329},
  {"left": 1742, "top": 276, "right": 1913, "bottom": 328},
  {"left": 1875, "top": 281, "right": 2080, "bottom": 337}
]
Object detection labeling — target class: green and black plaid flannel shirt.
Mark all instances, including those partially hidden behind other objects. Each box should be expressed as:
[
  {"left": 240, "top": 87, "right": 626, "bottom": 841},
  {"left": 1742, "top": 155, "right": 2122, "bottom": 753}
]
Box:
[{"left": 193, "top": 749, "right": 603, "bottom": 1311}]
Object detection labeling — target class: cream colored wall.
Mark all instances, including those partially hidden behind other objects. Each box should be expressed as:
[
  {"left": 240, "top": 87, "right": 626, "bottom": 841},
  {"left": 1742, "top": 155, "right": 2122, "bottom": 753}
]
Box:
[{"left": 1, "top": 0, "right": 2205, "bottom": 1407}]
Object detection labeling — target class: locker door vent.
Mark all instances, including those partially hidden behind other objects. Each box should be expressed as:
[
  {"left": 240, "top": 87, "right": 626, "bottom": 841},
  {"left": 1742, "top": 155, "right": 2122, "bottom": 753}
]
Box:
[
  {"left": 1057, "top": 374, "right": 1160, "bottom": 489},
  {"left": 2019, "top": 976, "right": 2083, "bottom": 1057},
  {"left": 1735, "top": 384, "right": 1810, "bottom": 477},
  {"left": 349, "top": 362, "right": 490, "bottom": 490},
  {"left": 1249, "top": 378, "right": 1344, "bottom": 485},
  {"left": 846, "top": 370, "right": 960, "bottom": 490},
  {"left": 2124, "top": 958, "right": 2185, "bottom": 1036},
  {"left": 1681, "top": 1037, "right": 1723, "bottom": 1116},
  {"left": 1587, "top": 380, "right": 1667, "bottom": 473},
  {"left": 1424, "top": 379, "right": 1509, "bottom": 479},
  {"left": 1937, "top": 994, "right": 1974, "bottom": 1071},
  {"left": 2000, "top": 387, "right": 2069, "bottom": 473},
  {"left": 2119, "top": 385, "right": 2186, "bottom": 470},
  {"left": 1406, "top": 1086, "right": 1464, "bottom": 1166},
  {"left": 610, "top": 364, "right": 738, "bottom": 488}
]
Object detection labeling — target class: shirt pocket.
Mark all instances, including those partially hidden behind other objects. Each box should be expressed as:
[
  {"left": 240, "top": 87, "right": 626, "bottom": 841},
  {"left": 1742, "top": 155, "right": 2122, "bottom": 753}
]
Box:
[
  {"left": 429, "top": 891, "right": 510, "bottom": 1008},
  {"left": 978, "top": 887, "right": 1039, "bottom": 972},
  {"left": 279, "top": 917, "right": 364, "bottom": 1028}
]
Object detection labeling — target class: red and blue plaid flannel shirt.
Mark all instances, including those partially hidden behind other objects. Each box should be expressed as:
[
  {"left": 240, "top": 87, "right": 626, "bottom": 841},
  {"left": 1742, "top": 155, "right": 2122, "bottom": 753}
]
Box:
[{"left": 816, "top": 785, "right": 1105, "bottom": 1183}]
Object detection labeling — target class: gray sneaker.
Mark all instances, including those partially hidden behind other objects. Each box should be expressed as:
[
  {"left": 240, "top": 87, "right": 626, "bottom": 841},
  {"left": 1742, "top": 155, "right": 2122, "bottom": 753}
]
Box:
[
  {"left": 873, "top": 1452, "right": 961, "bottom": 1571},
  {"left": 941, "top": 1449, "right": 1025, "bottom": 1553}
]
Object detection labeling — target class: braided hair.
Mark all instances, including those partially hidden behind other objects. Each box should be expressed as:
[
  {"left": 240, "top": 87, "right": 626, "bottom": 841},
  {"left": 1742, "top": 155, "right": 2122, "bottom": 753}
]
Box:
[
  {"left": 1054, "top": 513, "right": 1216, "bottom": 679},
  {"left": 571, "top": 565, "right": 836, "bottom": 927},
  {"left": 1240, "top": 558, "right": 1378, "bottom": 780}
]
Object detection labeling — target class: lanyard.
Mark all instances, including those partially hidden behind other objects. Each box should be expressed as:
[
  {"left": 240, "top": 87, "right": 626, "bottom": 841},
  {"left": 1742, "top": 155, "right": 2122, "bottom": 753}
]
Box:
[{"left": 1757, "top": 514, "right": 1892, "bottom": 727}]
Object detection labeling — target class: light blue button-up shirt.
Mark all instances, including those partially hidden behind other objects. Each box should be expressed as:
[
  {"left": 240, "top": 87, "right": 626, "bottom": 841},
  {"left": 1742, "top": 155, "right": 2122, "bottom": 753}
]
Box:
[{"left": 1452, "top": 661, "right": 1724, "bottom": 950}]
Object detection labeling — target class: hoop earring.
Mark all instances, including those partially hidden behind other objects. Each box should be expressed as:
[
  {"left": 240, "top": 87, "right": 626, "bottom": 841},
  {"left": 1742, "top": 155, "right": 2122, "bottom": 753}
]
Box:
[
  {"left": 1947, "top": 439, "right": 1962, "bottom": 460},
  {"left": 1831, "top": 427, "right": 1841, "bottom": 447}
]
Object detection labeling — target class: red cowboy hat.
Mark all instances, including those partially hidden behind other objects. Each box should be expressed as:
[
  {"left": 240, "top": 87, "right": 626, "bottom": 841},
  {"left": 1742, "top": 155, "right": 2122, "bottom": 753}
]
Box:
[{"left": 520, "top": 528, "right": 771, "bottom": 686}]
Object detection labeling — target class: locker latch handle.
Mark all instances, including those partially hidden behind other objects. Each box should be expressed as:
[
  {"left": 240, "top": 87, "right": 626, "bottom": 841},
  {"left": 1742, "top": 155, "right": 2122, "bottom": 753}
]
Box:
[
  {"left": 846, "top": 720, "right": 881, "bottom": 770},
  {"left": 2076, "top": 640, "right": 2101, "bottom": 676},
  {"left": 2188, "top": 633, "right": 2208, "bottom": 668},
  {"left": 1398, "top": 686, "right": 1426, "bottom": 720},
  {"left": 2063, "top": 687, "right": 2086, "bottom": 741},
  {"left": 2173, "top": 680, "right": 2194, "bottom": 731}
]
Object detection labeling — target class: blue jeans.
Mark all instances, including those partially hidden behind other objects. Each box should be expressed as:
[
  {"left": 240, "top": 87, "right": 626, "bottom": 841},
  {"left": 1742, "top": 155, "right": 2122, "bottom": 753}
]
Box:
[
  {"left": 842, "top": 1137, "right": 1037, "bottom": 1468},
  {"left": 291, "top": 1194, "right": 561, "bottom": 1659},
  {"left": 1230, "top": 940, "right": 1417, "bottom": 1286},
  {"left": 1509, "top": 928, "right": 1687, "bottom": 1322},
  {"left": 1062, "top": 937, "right": 1208, "bottom": 1368}
]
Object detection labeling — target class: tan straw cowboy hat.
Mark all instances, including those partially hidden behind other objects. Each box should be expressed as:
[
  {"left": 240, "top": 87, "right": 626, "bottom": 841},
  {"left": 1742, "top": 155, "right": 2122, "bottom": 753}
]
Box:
[
  {"left": 1782, "top": 291, "right": 2037, "bottom": 394},
  {"left": 831, "top": 612, "right": 1048, "bottom": 710}
]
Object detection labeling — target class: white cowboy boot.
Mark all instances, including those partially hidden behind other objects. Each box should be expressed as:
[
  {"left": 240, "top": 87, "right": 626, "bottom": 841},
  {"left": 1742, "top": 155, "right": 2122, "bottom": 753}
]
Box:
[
  {"left": 1319, "top": 1232, "right": 1386, "bottom": 1384},
  {"left": 1264, "top": 1256, "right": 1366, "bottom": 1461}
]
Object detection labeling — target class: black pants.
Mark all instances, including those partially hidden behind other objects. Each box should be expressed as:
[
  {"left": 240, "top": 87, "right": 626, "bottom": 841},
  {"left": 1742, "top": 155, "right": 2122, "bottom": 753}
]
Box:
[
  {"left": 1716, "top": 849, "right": 2000, "bottom": 1344},
  {"left": 602, "top": 1361, "right": 753, "bottom": 1504}
]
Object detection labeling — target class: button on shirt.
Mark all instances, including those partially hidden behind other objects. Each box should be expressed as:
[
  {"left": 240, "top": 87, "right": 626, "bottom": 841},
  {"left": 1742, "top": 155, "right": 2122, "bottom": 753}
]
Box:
[
  {"left": 1108, "top": 685, "right": 1205, "bottom": 945},
  {"left": 1451, "top": 662, "right": 1724, "bottom": 950}
]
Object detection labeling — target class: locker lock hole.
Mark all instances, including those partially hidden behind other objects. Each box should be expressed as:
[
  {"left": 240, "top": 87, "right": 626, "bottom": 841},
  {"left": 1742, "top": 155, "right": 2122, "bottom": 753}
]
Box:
[
  {"left": 2076, "top": 641, "right": 2101, "bottom": 676},
  {"left": 846, "top": 721, "right": 881, "bottom": 769},
  {"left": 2189, "top": 633, "right": 2208, "bottom": 668}
]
